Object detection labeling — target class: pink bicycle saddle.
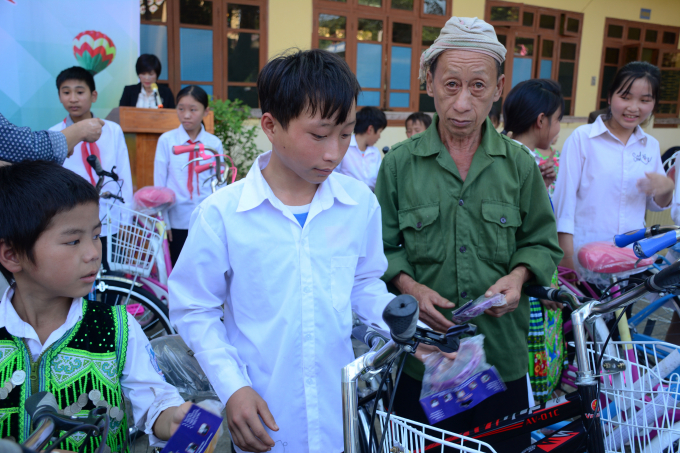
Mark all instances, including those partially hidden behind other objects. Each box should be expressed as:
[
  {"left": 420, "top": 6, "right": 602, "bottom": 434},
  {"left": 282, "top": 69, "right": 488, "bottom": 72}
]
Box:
[
  {"left": 133, "top": 186, "right": 176, "bottom": 212},
  {"left": 578, "top": 241, "right": 655, "bottom": 274}
]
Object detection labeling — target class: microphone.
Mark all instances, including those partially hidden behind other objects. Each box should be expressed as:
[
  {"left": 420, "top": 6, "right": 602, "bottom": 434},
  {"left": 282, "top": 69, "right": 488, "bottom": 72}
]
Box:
[{"left": 151, "top": 83, "right": 163, "bottom": 108}]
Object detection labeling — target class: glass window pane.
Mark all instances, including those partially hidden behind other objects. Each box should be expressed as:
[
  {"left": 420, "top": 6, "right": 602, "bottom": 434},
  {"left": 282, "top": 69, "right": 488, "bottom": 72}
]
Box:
[
  {"left": 180, "top": 0, "right": 213, "bottom": 26},
  {"left": 601, "top": 65, "right": 617, "bottom": 98},
  {"left": 182, "top": 84, "right": 213, "bottom": 95},
  {"left": 514, "top": 38, "right": 534, "bottom": 57},
  {"left": 422, "top": 26, "right": 440, "bottom": 46},
  {"left": 140, "top": 25, "right": 168, "bottom": 80},
  {"left": 391, "top": 0, "right": 413, "bottom": 10},
  {"left": 523, "top": 12, "right": 534, "bottom": 27},
  {"left": 657, "top": 104, "right": 677, "bottom": 115},
  {"left": 563, "top": 99, "right": 571, "bottom": 115},
  {"left": 357, "top": 43, "right": 382, "bottom": 89},
  {"left": 228, "top": 86, "right": 258, "bottom": 108},
  {"left": 628, "top": 27, "right": 641, "bottom": 41},
  {"left": 539, "top": 15, "right": 556, "bottom": 29},
  {"left": 560, "top": 42, "right": 576, "bottom": 61},
  {"left": 358, "top": 91, "right": 381, "bottom": 106},
  {"left": 358, "top": 19, "right": 383, "bottom": 42},
  {"left": 662, "top": 52, "right": 680, "bottom": 69},
  {"left": 660, "top": 70, "right": 680, "bottom": 102},
  {"left": 390, "top": 46, "right": 411, "bottom": 90},
  {"left": 180, "top": 28, "right": 213, "bottom": 82},
  {"left": 539, "top": 59, "right": 552, "bottom": 79},
  {"left": 318, "top": 14, "right": 346, "bottom": 39},
  {"left": 419, "top": 93, "right": 435, "bottom": 112},
  {"left": 608, "top": 24, "right": 623, "bottom": 39},
  {"left": 490, "top": 6, "right": 519, "bottom": 22},
  {"left": 566, "top": 18, "right": 579, "bottom": 33},
  {"left": 359, "top": 0, "right": 381, "bottom": 6},
  {"left": 663, "top": 31, "right": 677, "bottom": 45},
  {"left": 641, "top": 48, "right": 659, "bottom": 65},
  {"left": 390, "top": 92, "right": 410, "bottom": 108},
  {"left": 512, "top": 58, "right": 533, "bottom": 88},
  {"left": 558, "top": 61, "right": 575, "bottom": 97},
  {"left": 392, "top": 23, "right": 412, "bottom": 44},
  {"left": 542, "top": 40, "right": 554, "bottom": 58},
  {"left": 228, "top": 32, "right": 260, "bottom": 83},
  {"left": 423, "top": 0, "right": 446, "bottom": 16},
  {"left": 624, "top": 46, "right": 638, "bottom": 64},
  {"left": 604, "top": 47, "right": 620, "bottom": 65},
  {"left": 227, "top": 4, "right": 260, "bottom": 30},
  {"left": 141, "top": 0, "right": 167, "bottom": 22},
  {"left": 645, "top": 29, "right": 658, "bottom": 43},
  {"left": 319, "top": 40, "right": 346, "bottom": 59}
]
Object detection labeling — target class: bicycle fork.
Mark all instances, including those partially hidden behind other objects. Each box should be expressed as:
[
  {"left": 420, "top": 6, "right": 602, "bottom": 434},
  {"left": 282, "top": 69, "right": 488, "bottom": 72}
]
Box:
[{"left": 578, "top": 383, "right": 605, "bottom": 453}]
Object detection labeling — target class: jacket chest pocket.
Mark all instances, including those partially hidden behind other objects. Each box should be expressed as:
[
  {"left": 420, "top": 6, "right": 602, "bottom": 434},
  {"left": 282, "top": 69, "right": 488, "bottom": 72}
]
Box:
[
  {"left": 398, "top": 203, "right": 446, "bottom": 264},
  {"left": 476, "top": 200, "right": 521, "bottom": 263}
]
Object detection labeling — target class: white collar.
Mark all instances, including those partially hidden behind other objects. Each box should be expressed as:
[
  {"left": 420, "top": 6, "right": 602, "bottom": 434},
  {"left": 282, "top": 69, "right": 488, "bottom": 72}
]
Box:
[
  {"left": 177, "top": 124, "right": 208, "bottom": 144},
  {"left": 63, "top": 113, "right": 97, "bottom": 128},
  {"left": 236, "top": 151, "right": 358, "bottom": 215},
  {"left": 589, "top": 115, "right": 647, "bottom": 146}
]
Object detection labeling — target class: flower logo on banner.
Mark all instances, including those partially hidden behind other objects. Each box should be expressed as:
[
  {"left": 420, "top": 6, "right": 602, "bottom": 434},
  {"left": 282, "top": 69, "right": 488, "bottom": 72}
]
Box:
[{"left": 72, "top": 30, "right": 116, "bottom": 75}]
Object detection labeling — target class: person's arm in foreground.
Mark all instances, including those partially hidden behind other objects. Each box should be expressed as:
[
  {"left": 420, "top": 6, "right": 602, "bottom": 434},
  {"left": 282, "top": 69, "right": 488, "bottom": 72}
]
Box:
[
  {"left": 373, "top": 156, "right": 455, "bottom": 333},
  {"left": 168, "top": 204, "right": 277, "bottom": 453}
]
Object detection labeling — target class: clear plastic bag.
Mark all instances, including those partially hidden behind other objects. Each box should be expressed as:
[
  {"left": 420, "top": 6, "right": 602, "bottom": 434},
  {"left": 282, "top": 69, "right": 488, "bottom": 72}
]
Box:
[
  {"left": 149, "top": 335, "right": 218, "bottom": 402},
  {"left": 451, "top": 293, "right": 506, "bottom": 324},
  {"left": 133, "top": 186, "right": 176, "bottom": 215},
  {"left": 577, "top": 241, "right": 654, "bottom": 285}
]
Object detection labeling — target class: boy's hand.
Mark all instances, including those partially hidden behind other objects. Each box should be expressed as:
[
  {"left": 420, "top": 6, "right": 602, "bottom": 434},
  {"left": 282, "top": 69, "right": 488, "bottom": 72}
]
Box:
[
  {"left": 539, "top": 159, "right": 556, "bottom": 188},
  {"left": 169, "top": 402, "right": 193, "bottom": 436},
  {"left": 153, "top": 401, "right": 193, "bottom": 440},
  {"left": 227, "top": 386, "right": 278, "bottom": 452}
]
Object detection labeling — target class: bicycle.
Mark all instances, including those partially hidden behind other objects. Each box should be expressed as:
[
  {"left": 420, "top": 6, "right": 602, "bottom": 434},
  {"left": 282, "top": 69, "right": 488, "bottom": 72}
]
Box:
[{"left": 343, "top": 261, "right": 680, "bottom": 453}]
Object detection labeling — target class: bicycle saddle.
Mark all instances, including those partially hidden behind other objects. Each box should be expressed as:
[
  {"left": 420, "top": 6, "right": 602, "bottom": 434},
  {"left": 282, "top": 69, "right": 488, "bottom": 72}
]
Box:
[
  {"left": 578, "top": 241, "right": 655, "bottom": 274},
  {"left": 133, "top": 186, "right": 176, "bottom": 213}
]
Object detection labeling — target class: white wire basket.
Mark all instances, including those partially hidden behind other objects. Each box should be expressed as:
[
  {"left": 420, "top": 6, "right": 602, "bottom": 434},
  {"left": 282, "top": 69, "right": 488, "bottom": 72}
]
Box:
[
  {"left": 375, "top": 411, "right": 497, "bottom": 453},
  {"left": 103, "top": 199, "right": 163, "bottom": 278},
  {"left": 586, "top": 340, "right": 680, "bottom": 453}
]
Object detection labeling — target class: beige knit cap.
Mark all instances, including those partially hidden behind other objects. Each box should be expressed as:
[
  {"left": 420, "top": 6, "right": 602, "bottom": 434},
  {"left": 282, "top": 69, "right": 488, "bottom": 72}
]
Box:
[{"left": 419, "top": 17, "right": 507, "bottom": 83}]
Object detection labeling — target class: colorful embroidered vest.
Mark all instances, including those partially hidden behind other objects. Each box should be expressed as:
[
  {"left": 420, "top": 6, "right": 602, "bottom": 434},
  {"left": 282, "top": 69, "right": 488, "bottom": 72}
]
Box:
[{"left": 0, "top": 301, "right": 129, "bottom": 453}]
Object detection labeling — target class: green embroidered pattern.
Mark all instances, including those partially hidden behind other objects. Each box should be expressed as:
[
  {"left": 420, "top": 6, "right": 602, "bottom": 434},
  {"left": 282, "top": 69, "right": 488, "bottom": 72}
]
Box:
[{"left": 51, "top": 349, "right": 118, "bottom": 388}]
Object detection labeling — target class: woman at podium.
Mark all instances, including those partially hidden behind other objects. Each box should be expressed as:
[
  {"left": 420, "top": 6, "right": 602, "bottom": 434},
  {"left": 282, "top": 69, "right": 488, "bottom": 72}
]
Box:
[{"left": 119, "top": 54, "right": 175, "bottom": 109}]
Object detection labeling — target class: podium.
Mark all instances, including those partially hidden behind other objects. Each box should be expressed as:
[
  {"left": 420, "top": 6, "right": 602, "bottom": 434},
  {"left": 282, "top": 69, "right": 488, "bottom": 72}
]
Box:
[{"left": 111, "top": 107, "right": 215, "bottom": 189}]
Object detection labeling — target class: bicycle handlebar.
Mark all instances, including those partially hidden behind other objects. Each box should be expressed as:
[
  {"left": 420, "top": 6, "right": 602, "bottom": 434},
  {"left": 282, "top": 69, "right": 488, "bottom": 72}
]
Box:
[
  {"left": 86, "top": 155, "right": 118, "bottom": 182},
  {"left": 615, "top": 224, "right": 680, "bottom": 248},
  {"left": 382, "top": 295, "right": 419, "bottom": 344},
  {"left": 634, "top": 230, "right": 680, "bottom": 258},
  {"left": 172, "top": 144, "right": 203, "bottom": 155}
]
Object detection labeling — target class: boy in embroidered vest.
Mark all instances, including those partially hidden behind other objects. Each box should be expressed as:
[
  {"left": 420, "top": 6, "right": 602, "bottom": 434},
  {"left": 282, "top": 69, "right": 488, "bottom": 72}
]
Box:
[
  {"left": 49, "top": 66, "right": 133, "bottom": 271},
  {"left": 0, "top": 161, "right": 190, "bottom": 452}
]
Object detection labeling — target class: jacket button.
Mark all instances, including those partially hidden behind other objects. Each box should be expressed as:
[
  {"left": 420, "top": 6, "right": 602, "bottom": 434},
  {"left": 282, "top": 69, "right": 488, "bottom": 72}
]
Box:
[
  {"left": 500, "top": 217, "right": 507, "bottom": 224},
  {"left": 459, "top": 199, "right": 464, "bottom": 206},
  {"left": 416, "top": 221, "right": 422, "bottom": 228},
  {"left": 461, "top": 291, "right": 467, "bottom": 298},
  {"left": 459, "top": 246, "right": 466, "bottom": 253}
]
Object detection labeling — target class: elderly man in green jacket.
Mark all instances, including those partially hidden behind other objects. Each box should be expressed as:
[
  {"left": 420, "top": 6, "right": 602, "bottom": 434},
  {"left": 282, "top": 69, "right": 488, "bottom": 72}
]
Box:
[{"left": 374, "top": 16, "right": 562, "bottom": 451}]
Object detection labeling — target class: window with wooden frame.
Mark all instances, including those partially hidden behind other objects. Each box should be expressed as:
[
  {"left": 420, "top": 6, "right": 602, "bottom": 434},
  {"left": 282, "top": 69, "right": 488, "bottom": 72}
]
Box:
[
  {"left": 313, "top": 0, "right": 451, "bottom": 112},
  {"left": 140, "top": 0, "right": 267, "bottom": 107},
  {"left": 485, "top": 1, "right": 583, "bottom": 115},
  {"left": 598, "top": 18, "right": 680, "bottom": 125}
]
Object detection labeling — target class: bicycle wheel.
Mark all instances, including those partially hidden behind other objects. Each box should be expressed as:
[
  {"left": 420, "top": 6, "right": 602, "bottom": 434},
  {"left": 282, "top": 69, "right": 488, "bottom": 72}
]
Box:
[{"left": 97, "top": 277, "right": 175, "bottom": 340}]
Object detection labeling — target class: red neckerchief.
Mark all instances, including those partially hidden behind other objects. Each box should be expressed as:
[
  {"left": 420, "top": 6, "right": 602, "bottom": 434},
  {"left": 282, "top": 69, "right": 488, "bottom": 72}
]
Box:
[{"left": 186, "top": 140, "right": 200, "bottom": 199}]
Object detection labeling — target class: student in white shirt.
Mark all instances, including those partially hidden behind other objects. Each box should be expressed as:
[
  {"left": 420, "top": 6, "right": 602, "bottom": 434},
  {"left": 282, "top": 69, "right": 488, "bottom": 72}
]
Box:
[
  {"left": 49, "top": 67, "right": 133, "bottom": 271},
  {"left": 404, "top": 111, "right": 432, "bottom": 139},
  {"left": 154, "top": 85, "right": 224, "bottom": 265},
  {"left": 168, "top": 49, "right": 395, "bottom": 453},
  {"left": 553, "top": 62, "right": 674, "bottom": 277},
  {"left": 0, "top": 161, "right": 190, "bottom": 451},
  {"left": 333, "top": 106, "right": 386, "bottom": 191}
]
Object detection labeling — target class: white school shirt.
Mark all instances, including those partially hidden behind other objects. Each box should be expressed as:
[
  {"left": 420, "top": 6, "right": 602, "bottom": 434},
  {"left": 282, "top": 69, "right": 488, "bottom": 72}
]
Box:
[
  {"left": 154, "top": 125, "right": 224, "bottom": 230},
  {"left": 0, "top": 287, "right": 185, "bottom": 447},
  {"left": 136, "top": 87, "right": 162, "bottom": 109},
  {"left": 334, "top": 135, "right": 382, "bottom": 191},
  {"left": 50, "top": 117, "right": 133, "bottom": 237},
  {"left": 168, "top": 151, "right": 395, "bottom": 453},
  {"left": 552, "top": 116, "right": 667, "bottom": 266}
]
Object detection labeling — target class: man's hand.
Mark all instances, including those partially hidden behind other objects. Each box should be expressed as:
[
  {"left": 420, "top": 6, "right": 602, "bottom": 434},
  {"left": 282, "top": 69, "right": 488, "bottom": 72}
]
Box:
[
  {"left": 391, "top": 272, "right": 455, "bottom": 332},
  {"left": 484, "top": 266, "right": 532, "bottom": 318},
  {"left": 226, "top": 386, "right": 278, "bottom": 452},
  {"left": 539, "top": 159, "right": 556, "bottom": 188},
  {"left": 62, "top": 118, "right": 105, "bottom": 157},
  {"left": 413, "top": 343, "right": 458, "bottom": 363}
]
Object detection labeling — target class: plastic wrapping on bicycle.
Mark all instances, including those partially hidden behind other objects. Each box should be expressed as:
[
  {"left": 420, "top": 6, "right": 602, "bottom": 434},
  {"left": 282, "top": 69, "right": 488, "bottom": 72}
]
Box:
[{"left": 646, "top": 258, "right": 680, "bottom": 291}]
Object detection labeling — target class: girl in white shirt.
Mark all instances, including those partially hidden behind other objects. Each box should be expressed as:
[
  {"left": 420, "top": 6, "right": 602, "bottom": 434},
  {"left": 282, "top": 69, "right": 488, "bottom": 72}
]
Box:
[
  {"left": 552, "top": 62, "right": 674, "bottom": 278},
  {"left": 154, "top": 85, "right": 225, "bottom": 265}
]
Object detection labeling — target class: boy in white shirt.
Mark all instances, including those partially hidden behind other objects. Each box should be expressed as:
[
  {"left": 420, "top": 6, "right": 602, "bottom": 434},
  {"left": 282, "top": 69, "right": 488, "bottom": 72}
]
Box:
[
  {"left": 0, "top": 161, "right": 189, "bottom": 452},
  {"left": 168, "top": 49, "right": 395, "bottom": 453},
  {"left": 49, "top": 67, "right": 133, "bottom": 270},
  {"left": 334, "top": 106, "right": 386, "bottom": 191}
]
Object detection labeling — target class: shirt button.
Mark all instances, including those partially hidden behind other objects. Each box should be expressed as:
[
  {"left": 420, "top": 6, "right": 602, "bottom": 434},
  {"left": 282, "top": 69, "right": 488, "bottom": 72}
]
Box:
[
  {"left": 461, "top": 291, "right": 467, "bottom": 298},
  {"left": 305, "top": 334, "right": 312, "bottom": 341},
  {"left": 459, "top": 199, "right": 464, "bottom": 206},
  {"left": 500, "top": 217, "right": 507, "bottom": 224},
  {"left": 306, "top": 378, "right": 313, "bottom": 385},
  {"left": 303, "top": 286, "right": 311, "bottom": 294},
  {"left": 416, "top": 221, "right": 423, "bottom": 228},
  {"left": 459, "top": 246, "right": 466, "bottom": 253}
]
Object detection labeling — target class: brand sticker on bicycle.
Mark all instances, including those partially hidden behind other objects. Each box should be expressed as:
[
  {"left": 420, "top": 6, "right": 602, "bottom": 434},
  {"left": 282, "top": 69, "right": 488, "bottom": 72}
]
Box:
[{"left": 591, "top": 399, "right": 597, "bottom": 412}]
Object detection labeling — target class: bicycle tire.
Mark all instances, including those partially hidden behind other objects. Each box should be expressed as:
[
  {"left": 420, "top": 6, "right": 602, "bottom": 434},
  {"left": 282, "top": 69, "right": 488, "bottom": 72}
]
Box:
[{"left": 97, "top": 278, "right": 175, "bottom": 340}]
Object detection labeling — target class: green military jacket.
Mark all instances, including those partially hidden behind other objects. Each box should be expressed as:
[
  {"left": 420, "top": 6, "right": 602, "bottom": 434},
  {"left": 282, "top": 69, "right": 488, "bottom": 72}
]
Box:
[{"left": 375, "top": 115, "right": 563, "bottom": 383}]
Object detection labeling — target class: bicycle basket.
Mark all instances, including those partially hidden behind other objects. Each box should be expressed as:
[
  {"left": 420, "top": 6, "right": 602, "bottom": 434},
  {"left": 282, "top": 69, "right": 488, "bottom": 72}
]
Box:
[
  {"left": 586, "top": 341, "right": 680, "bottom": 453},
  {"left": 375, "top": 411, "right": 497, "bottom": 453},
  {"left": 103, "top": 199, "right": 162, "bottom": 278}
]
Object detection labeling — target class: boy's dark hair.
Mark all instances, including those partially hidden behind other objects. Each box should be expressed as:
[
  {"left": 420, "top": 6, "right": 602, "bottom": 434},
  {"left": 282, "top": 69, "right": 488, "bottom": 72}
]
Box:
[
  {"left": 176, "top": 85, "right": 209, "bottom": 109},
  {"left": 502, "top": 79, "right": 564, "bottom": 136},
  {"left": 355, "top": 107, "right": 387, "bottom": 134},
  {"left": 56, "top": 66, "right": 96, "bottom": 92},
  {"left": 405, "top": 112, "right": 432, "bottom": 129},
  {"left": 488, "top": 102, "right": 501, "bottom": 125},
  {"left": 257, "top": 49, "right": 361, "bottom": 129},
  {"left": 136, "top": 54, "right": 162, "bottom": 77},
  {"left": 0, "top": 161, "right": 99, "bottom": 281},
  {"left": 605, "top": 61, "right": 661, "bottom": 120}
]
